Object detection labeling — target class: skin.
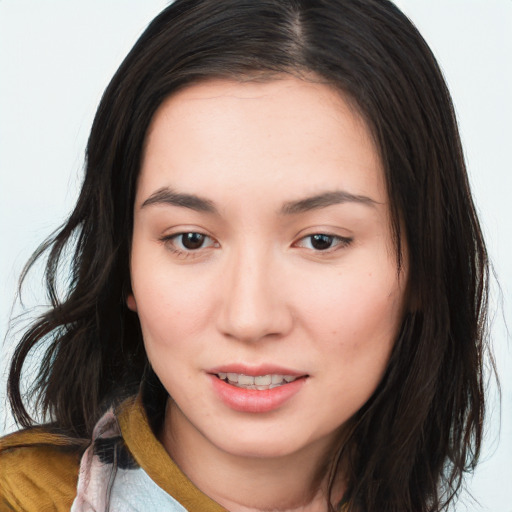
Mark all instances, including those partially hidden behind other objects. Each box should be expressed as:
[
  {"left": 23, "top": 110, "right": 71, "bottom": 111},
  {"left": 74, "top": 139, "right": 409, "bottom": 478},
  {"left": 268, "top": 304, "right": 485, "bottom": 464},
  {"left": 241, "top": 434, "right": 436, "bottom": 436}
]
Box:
[{"left": 127, "top": 77, "right": 408, "bottom": 512}]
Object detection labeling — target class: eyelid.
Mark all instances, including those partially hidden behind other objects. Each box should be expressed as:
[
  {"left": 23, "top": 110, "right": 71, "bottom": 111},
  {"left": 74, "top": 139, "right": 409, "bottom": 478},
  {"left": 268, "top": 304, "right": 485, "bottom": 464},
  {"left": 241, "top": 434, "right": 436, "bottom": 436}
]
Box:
[
  {"left": 293, "top": 232, "right": 353, "bottom": 252},
  {"left": 160, "top": 230, "right": 219, "bottom": 258}
]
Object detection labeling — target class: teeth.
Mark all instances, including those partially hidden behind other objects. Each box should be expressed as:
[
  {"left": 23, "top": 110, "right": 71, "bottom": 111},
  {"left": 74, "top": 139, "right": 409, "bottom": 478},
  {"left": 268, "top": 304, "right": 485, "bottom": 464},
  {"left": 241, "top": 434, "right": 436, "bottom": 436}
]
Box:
[
  {"left": 271, "top": 374, "right": 283, "bottom": 384},
  {"left": 216, "top": 372, "right": 299, "bottom": 390},
  {"left": 238, "top": 374, "right": 254, "bottom": 385},
  {"left": 254, "top": 375, "right": 271, "bottom": 386}
]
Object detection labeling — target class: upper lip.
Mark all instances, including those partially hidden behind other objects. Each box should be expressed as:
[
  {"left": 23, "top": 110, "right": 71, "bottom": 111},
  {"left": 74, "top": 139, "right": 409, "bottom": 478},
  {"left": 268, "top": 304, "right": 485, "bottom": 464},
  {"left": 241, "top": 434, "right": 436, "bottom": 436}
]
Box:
[{"left": 207, "top": 364, "right": 307, "bottom": 377}]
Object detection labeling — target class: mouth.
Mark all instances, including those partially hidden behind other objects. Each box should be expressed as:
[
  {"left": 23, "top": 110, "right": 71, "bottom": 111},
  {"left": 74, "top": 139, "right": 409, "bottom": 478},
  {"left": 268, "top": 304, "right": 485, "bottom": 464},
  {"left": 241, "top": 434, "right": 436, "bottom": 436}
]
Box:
[
  {"left": 215, "top": 372, "right": 305, "bottom": 390},
  {"left": 209, "top": 368, "right": 308, "bottom": 412}
]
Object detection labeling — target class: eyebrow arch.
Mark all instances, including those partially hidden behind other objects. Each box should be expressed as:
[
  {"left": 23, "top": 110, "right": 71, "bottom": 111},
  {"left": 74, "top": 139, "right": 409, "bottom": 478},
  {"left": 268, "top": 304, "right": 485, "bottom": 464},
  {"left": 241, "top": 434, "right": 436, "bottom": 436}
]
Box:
[
  {"left": 281, "top": 190, "right": 379, "bottom": 215},
  {"left": 141, "top": 187, "right": 217, "bottom": 213}
]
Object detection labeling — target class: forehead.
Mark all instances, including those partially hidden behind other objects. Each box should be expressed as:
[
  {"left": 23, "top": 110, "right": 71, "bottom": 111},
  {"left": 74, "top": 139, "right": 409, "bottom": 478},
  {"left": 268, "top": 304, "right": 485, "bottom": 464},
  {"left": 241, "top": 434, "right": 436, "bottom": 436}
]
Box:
[{"left": 138, "top": 77, "right": 386, "bottom": 207}]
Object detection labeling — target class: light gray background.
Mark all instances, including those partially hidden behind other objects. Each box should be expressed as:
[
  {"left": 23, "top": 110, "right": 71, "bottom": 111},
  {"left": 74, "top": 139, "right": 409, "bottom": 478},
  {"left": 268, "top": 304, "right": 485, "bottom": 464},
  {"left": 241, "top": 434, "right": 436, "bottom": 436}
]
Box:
[{"left": 0, "top": 1, "right": 510, "bottom": 510}]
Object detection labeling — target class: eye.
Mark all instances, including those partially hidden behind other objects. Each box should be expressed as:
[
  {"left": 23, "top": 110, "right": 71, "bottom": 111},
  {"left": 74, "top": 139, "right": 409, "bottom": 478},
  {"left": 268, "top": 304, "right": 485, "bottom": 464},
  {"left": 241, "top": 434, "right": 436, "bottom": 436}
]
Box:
[
  {"left": 296, "top": 233, "right": 352, "bottom": 251},
  {"left": 163, "top": 232, "right": 218, "bottom": 252}
]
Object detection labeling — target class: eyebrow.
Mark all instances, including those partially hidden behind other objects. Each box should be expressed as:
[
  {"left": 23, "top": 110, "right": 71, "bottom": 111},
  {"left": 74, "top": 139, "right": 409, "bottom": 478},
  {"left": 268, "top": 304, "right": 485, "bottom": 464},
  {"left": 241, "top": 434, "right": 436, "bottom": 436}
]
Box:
[
  {"left": 280, "top": 190, "right": 379, "bottom": 215},
  {"left": 141, "top": 187, "right": 217, "bottom": 213},
  {"left": 141, "top": 187, "right": 378, "bottom": 215}
]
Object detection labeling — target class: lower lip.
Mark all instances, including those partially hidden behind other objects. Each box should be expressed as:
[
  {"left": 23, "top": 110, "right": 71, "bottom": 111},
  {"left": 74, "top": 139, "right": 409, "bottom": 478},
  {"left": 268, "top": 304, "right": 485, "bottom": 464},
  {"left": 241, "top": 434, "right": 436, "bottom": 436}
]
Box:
[{"left": 209, "top": 375, "right": 306, "bottom": 413}]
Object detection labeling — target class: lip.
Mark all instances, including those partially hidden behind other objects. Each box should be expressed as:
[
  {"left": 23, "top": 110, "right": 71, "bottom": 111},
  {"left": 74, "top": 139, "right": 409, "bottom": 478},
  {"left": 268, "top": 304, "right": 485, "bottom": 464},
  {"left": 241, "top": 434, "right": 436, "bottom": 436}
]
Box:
[
  {"left": 207, "top": 364, "right": 308, "bottom": 413},
  {"left": 208, "top": 364, "right": 305, "bottom": 377}
]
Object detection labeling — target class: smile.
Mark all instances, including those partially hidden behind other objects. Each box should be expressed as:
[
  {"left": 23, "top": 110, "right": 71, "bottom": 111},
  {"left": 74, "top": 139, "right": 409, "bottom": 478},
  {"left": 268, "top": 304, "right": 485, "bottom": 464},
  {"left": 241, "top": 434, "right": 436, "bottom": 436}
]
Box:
[
  {"left": 216, "top": 372, "right": 300, "bottom": 390},
  {"left": 210, "top": 371, "right": 308, "bottom": 413}
]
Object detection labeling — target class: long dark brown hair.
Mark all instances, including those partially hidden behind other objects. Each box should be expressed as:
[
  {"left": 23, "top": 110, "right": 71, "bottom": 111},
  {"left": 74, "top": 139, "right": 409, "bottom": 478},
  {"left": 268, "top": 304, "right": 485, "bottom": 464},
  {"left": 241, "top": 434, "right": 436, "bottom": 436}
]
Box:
[{"left": 7, "top": 1, "right": 489, "bottom": 510}]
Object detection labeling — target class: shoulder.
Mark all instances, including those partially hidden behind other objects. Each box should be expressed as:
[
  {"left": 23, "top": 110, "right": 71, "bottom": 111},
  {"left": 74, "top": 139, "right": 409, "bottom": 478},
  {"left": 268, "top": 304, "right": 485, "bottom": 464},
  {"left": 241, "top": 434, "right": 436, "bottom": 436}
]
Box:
[{"left": 0, "top": 428, "right": 83, "bottom": 512}]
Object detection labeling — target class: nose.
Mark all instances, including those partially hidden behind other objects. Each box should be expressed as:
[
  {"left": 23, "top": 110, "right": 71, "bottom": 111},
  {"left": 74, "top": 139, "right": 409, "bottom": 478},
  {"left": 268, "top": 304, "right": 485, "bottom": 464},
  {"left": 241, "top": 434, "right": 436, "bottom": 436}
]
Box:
[{"left": 216, "top": 245, "right": 293, "bottom": 343}]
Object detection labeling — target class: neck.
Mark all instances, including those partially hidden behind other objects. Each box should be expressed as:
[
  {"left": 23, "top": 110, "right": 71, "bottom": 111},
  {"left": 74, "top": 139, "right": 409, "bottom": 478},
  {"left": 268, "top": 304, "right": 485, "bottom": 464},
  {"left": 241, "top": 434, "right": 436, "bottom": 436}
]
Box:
[{"left": 160, "top": 400, "right": 346, "bottom": 512}]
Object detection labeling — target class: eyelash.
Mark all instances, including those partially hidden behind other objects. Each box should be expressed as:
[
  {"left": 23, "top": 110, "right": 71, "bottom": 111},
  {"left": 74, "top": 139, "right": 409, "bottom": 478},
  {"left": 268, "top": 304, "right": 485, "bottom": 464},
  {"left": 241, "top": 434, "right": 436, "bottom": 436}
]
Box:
[
  {"left": 294, "top": 233, "right": 353, "bottom": 252},
  {"left": 160, "top": 232, "right": 353, "bottom": 258},
  {"left": 160, "top": 232, "right": 218, "bottom": 259}
]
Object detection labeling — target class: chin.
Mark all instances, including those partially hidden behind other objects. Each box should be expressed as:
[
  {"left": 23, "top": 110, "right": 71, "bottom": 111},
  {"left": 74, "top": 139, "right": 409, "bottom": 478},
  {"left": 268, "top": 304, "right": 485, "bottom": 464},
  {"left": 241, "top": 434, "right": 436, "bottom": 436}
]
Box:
[
  {"left": 218, "top": 436, "right": 305, "bottom": 459},
  {"left": 203, "top": 421, "right": 336, "bottom": 461}
]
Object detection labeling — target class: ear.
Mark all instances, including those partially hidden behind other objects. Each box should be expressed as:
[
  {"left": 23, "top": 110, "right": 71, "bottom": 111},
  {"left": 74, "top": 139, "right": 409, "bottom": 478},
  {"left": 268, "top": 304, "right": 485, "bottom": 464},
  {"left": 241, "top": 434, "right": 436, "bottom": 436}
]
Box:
[{"left": 126, "top": 293, "right": 138, "bottom": 312}]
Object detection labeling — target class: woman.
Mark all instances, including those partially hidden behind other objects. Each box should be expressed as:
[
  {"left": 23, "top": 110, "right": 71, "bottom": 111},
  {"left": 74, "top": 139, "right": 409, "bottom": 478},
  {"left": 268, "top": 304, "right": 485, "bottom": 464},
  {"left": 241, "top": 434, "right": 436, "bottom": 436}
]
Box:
[{"left": 0, "top": 1, "right": 490, "bottom": 511}]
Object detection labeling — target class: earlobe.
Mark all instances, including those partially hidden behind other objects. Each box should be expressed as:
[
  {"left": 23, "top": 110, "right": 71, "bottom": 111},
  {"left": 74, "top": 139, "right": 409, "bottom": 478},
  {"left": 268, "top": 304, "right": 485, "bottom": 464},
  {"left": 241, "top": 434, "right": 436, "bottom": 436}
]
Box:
[{"left": 126, "top": 293, "right": 138, "bottom": 312}]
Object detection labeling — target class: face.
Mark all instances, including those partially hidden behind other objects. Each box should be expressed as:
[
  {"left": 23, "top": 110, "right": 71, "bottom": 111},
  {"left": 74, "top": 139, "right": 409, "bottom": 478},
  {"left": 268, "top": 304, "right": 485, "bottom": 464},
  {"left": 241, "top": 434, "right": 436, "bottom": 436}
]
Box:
[{"left": 128, "top": 77, "right": 408, "bottom": 461}]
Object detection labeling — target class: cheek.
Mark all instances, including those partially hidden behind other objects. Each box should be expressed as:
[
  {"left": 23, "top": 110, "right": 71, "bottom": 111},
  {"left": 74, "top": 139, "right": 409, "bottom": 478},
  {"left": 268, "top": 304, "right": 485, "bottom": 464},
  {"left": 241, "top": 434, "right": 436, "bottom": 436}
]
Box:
[
  {"left": 135, "top": 283, "right": 212, "bottom": 343},
  {"left": 302, "top": 272, "right": 404, "bottom": 422},
  {"left": 130, "top": 251, "right": 217, "bottom": 352},
  {"left": 132, "top": 272, "right": 214, "bottom": 396},
  {"left": 297, "top": 260, "right": 405, "bottom": 362}
]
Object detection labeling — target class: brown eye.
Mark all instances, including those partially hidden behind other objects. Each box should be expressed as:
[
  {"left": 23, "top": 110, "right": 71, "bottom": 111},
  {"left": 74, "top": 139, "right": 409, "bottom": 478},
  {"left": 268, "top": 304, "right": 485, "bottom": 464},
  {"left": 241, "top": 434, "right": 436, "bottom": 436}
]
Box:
[
  {"left": 180, "top": 232, "right": 206, "bottom": 250},
  {"left": 161, "top": 231, "right": 218, "bottom": 258},
  {"left": 310, "top": 234, "right": 335, "bottom": 251},
  {"left": 295, "top": 233, "right": 353, "bottom": 252}
]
